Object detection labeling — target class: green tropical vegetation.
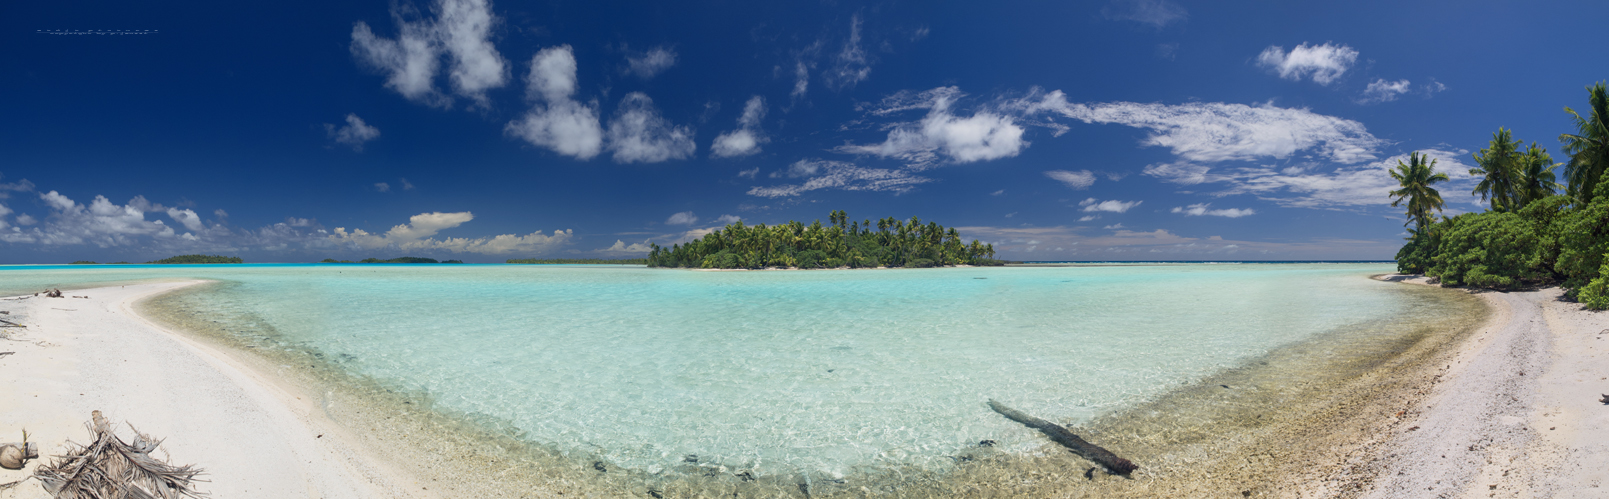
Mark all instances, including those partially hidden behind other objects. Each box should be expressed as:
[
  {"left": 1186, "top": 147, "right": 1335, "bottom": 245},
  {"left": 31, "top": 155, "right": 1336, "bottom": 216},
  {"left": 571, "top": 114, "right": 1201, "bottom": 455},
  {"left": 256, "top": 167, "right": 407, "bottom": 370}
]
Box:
[
  {"left": 148, "top": 255, "right": 243, "bottom": 264},
  {"left": 1395, "top": 82, "right": 1609, "bottom": 309},
  {"left": 319, "top": 257, "right": 462, "bottom": 264},
  {"left": 506, "top": 258, "right": 649, "bottom": 264},
  {"left": 647, "top": 210, "right": 1001, "bottom": 269}
]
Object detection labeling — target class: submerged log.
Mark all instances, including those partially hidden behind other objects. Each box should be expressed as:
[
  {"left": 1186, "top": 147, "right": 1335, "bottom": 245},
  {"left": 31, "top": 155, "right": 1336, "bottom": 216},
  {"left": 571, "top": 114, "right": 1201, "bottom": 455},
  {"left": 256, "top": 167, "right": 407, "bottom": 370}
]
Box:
[{"left": 987, "top": 399, "right": 1138, "bottom": 475}]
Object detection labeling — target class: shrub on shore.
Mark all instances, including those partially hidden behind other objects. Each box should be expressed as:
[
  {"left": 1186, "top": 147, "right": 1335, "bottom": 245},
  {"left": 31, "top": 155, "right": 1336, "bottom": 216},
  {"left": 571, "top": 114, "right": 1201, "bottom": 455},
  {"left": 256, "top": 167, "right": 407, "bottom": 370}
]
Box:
[{"left": 1394, "top": 82, "right": 1609, "bottom": 307}]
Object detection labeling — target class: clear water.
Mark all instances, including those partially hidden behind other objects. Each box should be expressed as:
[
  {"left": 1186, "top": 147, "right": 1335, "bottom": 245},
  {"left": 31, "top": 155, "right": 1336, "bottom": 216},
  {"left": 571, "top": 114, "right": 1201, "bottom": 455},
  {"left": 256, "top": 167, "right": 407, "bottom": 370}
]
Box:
[{"left": 0, "top": 263, "right": 1422, "bottom": 478}]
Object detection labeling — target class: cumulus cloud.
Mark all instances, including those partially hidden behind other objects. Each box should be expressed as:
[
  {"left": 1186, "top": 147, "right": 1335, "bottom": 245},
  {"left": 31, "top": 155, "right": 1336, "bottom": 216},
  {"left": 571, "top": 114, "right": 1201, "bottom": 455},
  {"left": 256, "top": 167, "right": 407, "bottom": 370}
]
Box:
[
  {"left": 666, "top": 211, "right": 698, "bottom": 225},
  {"left": 1102, "top": 0, "right": 1188, "bottom": 28},
  {"left": 1255, "top": 42, "right": 1358, "bottom": 85},
  {"left": 1, "top": 191, "right": 178, "bottom": 246},
  {"left": 747, "top": 159, "right": 932, "bottom": 197},
  {"left": 1044, "top": 170, "right": 1096, "bottom": 189},
  {"left": 607, "top": 92, "right": 696, "bottom": 163},
  {"left": 1358, "top": 79, "right": 1412, "bottom": 104},
  {"left": 711, "top": 96, "right": 768, "bottom": 158},
  {"left": 1171, "top": 203, "right": 1255, "bottom": 217},
  {"left": 1010, "top": 89, "right": 1382, "bottom": 164},
  {"left": 825, "top": 15, "right": 872, "bottom": 89},
  {"left": 712, "top": 214, "right": 741, "bottom": 225},
  {"left": 625, "top": 46, "right": 677, "bottom": 79},
  {"left": 349, "top": 0, "right": 508, "bottom": 106},
  {"left": 837, "top": 87, "right": 1026, "bottom": 168},
  {"left": 328, "top": 211, "right": 573, "bottom": 255},
  {"left": 165, "top": 208, "right": 207, "bottom": 231},
  {"left": 597, "top": 239, "right": 654, "bottom": 256},
  {"left": 325, "top": 114, "right": 382, "bottom": 151},
  {"left": 505, "top": 45, "right": 605, "bottom": 160},
  {"left": 791, "top": 60, "right": 811, "bottom": 99},
  {"left": 1079, "top": 198, "right": 1142, "bottom": 213}
]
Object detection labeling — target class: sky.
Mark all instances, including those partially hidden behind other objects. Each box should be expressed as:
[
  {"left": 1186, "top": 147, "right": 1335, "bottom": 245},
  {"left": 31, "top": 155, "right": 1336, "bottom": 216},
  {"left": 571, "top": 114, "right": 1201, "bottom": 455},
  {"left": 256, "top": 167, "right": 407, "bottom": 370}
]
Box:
[{"left": 2, "top": 0, "right": 1606, "bottom": 263}]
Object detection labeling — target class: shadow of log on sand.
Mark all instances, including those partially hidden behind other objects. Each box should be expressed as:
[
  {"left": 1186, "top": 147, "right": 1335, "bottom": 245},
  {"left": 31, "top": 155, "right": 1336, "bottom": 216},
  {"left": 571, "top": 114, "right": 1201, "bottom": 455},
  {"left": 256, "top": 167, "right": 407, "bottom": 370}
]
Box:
[
  {"left": 28, "top": 410, "right": 206, "bottom": 498},
  {"left": 988, "top": 399, "right": 1139, "bottom": 476}
]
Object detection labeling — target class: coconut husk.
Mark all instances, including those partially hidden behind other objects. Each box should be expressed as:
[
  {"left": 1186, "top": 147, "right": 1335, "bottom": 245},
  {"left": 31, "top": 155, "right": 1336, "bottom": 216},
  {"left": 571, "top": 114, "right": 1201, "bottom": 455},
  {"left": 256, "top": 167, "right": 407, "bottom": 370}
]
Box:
[{"left": 33, "top": 411, "right": 206, "bottom": 498}]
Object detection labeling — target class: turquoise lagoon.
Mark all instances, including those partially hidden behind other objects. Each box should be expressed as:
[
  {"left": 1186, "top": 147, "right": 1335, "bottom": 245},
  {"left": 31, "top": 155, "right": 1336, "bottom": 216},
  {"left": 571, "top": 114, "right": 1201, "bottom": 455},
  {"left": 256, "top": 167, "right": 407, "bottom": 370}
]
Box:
[{"left": 0, "top": 263, "right": 1451, "bottom": 478}]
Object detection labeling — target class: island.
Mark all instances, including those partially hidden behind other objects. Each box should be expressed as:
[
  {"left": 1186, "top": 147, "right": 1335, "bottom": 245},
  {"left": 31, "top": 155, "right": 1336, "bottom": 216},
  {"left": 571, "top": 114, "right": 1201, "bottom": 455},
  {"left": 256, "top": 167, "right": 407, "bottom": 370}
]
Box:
[{"left": 646, "top": 210, "right": 1000, "bottom": 269}]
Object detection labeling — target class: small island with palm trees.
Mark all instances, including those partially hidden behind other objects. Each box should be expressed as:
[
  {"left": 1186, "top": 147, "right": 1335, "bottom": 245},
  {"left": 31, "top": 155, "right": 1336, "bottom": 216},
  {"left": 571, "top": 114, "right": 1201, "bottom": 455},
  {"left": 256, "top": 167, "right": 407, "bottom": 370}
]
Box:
[
  {"left": 647, "top": 210, "right": 1002, "bottom": 269},
  {"left": 1390, "top": 81, "right": 1609, "bottom": 308}
]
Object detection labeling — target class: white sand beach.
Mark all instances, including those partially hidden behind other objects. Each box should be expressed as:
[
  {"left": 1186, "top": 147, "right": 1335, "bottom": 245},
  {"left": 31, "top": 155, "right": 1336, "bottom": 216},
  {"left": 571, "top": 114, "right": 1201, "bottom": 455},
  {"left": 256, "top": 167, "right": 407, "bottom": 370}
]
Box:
[
  {"left": 0, "top": 277, "right": 1605, "bottom": 498},
  {"left": 0, "top": 282, "right": 431, "bottom": 498},
  {"left": 1355, "top": 276, "right": 1609, "bottom": 498}
]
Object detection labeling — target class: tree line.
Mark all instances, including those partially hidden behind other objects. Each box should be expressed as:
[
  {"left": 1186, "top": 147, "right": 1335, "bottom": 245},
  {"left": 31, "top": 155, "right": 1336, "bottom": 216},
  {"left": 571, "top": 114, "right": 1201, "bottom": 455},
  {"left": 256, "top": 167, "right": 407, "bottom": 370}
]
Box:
[
  {"left": 647, "top": 210, "right": 1001, "bottom": 269},
  {"left": 507, "top": 258, "right": 649, "bottom": 264},
  {"left": 1391, "top": 82, "right": 1609, "bottom": 308}
]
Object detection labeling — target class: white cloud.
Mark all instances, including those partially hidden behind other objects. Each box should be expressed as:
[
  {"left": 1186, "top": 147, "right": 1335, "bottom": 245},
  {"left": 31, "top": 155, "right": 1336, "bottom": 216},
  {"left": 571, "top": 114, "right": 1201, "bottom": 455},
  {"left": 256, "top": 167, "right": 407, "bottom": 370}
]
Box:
[
  {"left": 1424, "top": 80, "right": 1447, "bottom": 95},
  {"left": 747, "top": 159, "right": 932, "bottom": 197},
  {"left": 375, "top": 182, "right": 391, "bottom": 192},
  {"left": 505, "top": 45, "right": 605, "bottom": 160},
  {"left": 991, "top": 189, "right": 1005, "bottom": 196},
  {"left": 1255, "top": 42, "right": 1358, "bottom": 85},
  {"left": 837, "top": 87, "right": 1026, "bottom": 168},
  {"left": 349, "top": 0, "right": 508, "bottom": 106},
  {"left": 1102, "top": 0, "right": 1188, "bottom": 28},
  {"left": 666, "top": 211, "right": 698, "bottom": 225},
  {"left": 625, "top": 47, "right": 677, "bottom": 79},
  {"left": 791, "top": 61, "right": 811, "bottom": 98},
  {"left": 1044, "top": 170, "right": 1096, "bottom": 189},
  {"left": 325, "top": 114, "right": 382, "bottom": 151},
  {"left": 1079, "top": 198, "right": 1143, "bottom": 213},
  {"left": 606, "top": 92, "right": 696, "bottom": 163},
  {"left": 165, "top": 208, "right": 207, "bottom": 231},
  {"left": 736, "top": 167, "right": 759, "bottom": 179},
  {"left": 1146, "top": 148, "right": 1482, "bottom": 209},
  {"left": 286, "top": 217, "right": 316, "bottom": 227},
  {"left": 1078, "top": 215, "right": 1098, "bottom": 222},
  {"left": 825, "top": 15, "right": 872, "bottom": 89},
  {"left": 5, "top": 192, "right": 178, "bottom": 246},
  {"left": 1171, "top": 203, "right": 1255, "bottom": 217},
  {"left": 328, "top": 211, "right": 573, "bottom": 255},
  {"left": 597, "top": 239, "right": 653, "bottom": 256},
  {"left": 711, "top": 96, "right": 768, "bottom": 158},
  {"left": 1011, "top": 89, "right": 1382, "bottom": 164},
  {"left": 1358, "top": 79, "right": 1412, "bottom": 104},
  {"left": 712, "top": 214, "right": 741, "bottom": 225},
  {"left": 1103, "top": 223, "right": 1125, "bottom": 229}
]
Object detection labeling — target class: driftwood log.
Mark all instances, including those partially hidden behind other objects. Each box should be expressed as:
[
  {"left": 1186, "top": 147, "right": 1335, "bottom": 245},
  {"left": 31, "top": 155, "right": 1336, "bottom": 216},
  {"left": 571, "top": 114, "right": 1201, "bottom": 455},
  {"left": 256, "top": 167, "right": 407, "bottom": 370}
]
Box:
[{"left": 987, "top": 399, "right": 1138, "bottom": 475}]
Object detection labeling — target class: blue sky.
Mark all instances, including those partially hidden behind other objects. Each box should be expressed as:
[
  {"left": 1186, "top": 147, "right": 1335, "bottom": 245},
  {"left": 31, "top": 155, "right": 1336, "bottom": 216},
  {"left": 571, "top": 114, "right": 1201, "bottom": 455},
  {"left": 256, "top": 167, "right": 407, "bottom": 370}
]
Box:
[{"left": 2, "top": 0, "right": 1605, "bottom": 263}]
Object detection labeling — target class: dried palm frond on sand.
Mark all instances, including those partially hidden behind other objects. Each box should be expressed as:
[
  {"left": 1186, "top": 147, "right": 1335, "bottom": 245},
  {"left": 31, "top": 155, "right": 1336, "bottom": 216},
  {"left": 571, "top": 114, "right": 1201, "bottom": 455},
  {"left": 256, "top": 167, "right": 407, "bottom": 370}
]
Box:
[{"left": 33, "top": 411, "right": 206, "bottom": 499}]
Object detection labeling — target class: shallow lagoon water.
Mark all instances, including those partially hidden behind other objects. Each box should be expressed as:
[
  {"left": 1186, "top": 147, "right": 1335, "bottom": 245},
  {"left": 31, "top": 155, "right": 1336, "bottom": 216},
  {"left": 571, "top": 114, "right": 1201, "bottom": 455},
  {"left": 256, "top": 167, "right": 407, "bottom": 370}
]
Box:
[{"left": 0, "top": 263, "right": 1448, "bottom": 481}]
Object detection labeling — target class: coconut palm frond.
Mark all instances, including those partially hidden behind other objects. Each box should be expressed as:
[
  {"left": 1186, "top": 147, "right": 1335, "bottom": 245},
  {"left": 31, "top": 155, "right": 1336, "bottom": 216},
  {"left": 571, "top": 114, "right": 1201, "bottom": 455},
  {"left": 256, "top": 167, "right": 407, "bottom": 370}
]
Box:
[{"left": 33, "top": 411, "right": 206, "bottom": 499}]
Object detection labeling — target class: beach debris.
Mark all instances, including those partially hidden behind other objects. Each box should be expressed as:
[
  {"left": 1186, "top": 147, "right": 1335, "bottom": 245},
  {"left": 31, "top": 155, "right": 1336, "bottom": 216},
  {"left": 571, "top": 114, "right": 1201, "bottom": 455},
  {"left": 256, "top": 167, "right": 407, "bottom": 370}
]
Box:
[
  {"left": 33, "top": 410, "right": 205, "bottom": 498},
  {"left": 986, "top": 400, "right": 1138, "bottom": 475},
  {"left": 0, "top": 436, "right": 38, "bottom": 470},
  {"left": 1600, "top": 394, "right": 1609, "bottom": 405},
  {"left": 0, "top": 352, "right": 13, "bottom": 359},
  {"left": 43, "top": 289, "right": 63, "bottom": 299},
  {"left": 0, "top": 317, "right": 24, "bottom": 327}
]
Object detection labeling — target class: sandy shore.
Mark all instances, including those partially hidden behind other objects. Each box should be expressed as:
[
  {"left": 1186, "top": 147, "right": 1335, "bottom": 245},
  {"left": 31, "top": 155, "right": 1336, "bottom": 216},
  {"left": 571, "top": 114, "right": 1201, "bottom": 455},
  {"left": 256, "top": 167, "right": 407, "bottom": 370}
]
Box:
[
  {"left": 1355, "top": 275, "right": 1609, "bottom": 498},
  {"left": 0, "top": 282, "right": 431, "bottom": 498},
  {"left": 1, "top": 277, "right": 1604, "bottom": 498}
]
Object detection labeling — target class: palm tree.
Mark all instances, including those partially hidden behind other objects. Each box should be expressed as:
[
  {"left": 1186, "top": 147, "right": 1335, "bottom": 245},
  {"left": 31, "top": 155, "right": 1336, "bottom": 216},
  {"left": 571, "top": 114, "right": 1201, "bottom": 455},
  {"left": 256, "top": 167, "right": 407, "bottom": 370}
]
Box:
[
  {"left": 1389, "top": 151, "right": 1450, "bottom": 233},
  {"left": 1516, "top": 142, "right": 1561, "bottom": 207},
  {"left": 1471, "top": 128, "right": 1524, "bottom": 212},
  {"left": 1561, "top": 81, "right": 1609, "bottom": 206}
]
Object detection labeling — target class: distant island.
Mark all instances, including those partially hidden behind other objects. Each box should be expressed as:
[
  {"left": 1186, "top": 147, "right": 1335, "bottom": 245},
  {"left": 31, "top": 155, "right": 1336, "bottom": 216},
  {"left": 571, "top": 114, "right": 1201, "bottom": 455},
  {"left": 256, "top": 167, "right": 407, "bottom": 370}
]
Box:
[
  {"left": 647, "top": 210, "right": 1000, "bottom": 269},
  {"left": 319, "top": 257, "right": 463, "bottom": 264},
  {"left": 150, "top": 255, "right": 243, "bottom": 264},
  {"left": 506, "top": 258, "right": 648, "bottom": 264}
]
